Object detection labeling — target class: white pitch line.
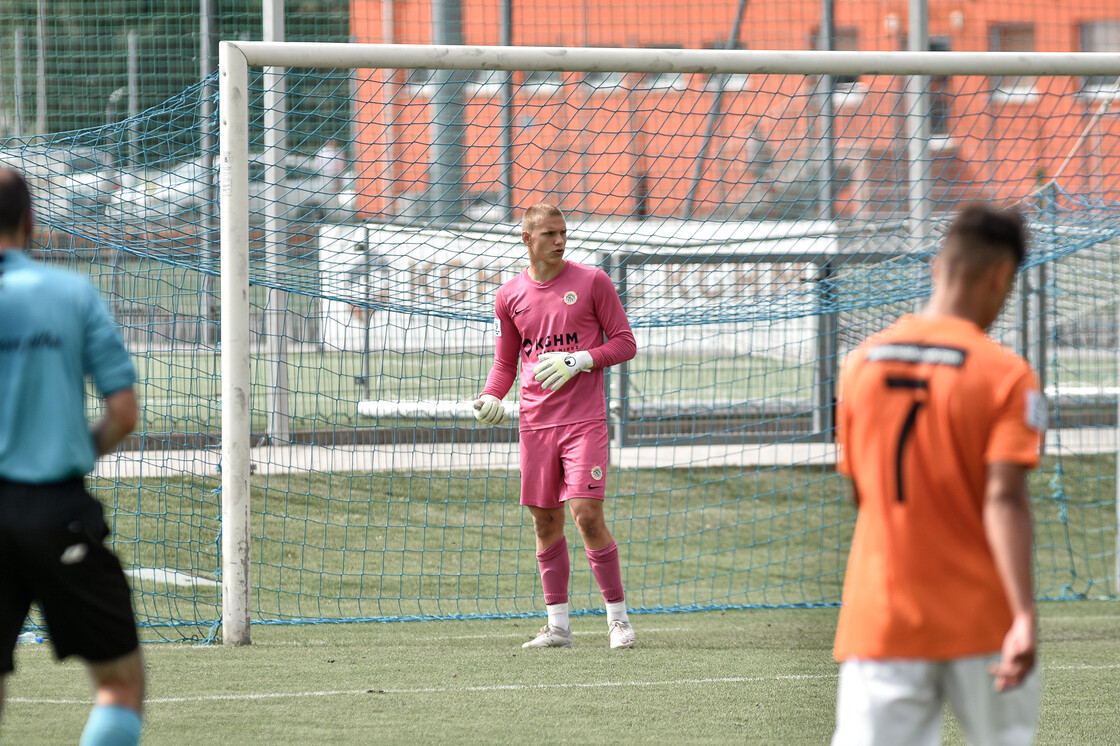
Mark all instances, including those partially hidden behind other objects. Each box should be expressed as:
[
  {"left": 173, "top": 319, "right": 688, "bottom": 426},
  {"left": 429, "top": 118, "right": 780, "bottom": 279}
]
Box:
[
  {"left": 8, "top": 674, "right": 831, "bottom": 706},
  {"left": 376, "top": 626, "right": 698, "bottom": 642},
  {"left": 162, "top": 626, "right": 700, "bottom": 647},
  {"left": 145, "top": 615, "right": 1120, "bottom": 649},
  {"left": 9, "top": 664, "right": 1119, "bottom": 707},
  {"left": 101, "top": 618, "right": 1118, "bottom": 650},
  {"left": 120, "top": 626, "right": 700, "bottom": 650}
]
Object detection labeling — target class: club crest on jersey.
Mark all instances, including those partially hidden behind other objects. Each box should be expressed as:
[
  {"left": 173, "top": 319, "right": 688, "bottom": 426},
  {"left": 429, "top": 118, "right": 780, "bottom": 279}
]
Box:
[
  {"left": 591, "top": 465, "right": 603, "bottom": 481},
  {"left": 563, "top": 291, "right": 578, "bottom": 305},
  {"left": 493, "top": 316, "right": 501, "bottom": 337}
]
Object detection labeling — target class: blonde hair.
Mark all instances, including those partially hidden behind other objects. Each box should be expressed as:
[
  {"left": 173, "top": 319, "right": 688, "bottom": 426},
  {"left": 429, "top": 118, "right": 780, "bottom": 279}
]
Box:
[{"left": 521, "top": 203, "right": 564, "bottom": 233}]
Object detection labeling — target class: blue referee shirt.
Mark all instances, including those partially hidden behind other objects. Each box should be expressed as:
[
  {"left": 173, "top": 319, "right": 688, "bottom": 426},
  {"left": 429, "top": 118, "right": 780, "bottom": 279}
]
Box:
[{"left": 0, "top": 249, "right": 136, "bottom": 483}]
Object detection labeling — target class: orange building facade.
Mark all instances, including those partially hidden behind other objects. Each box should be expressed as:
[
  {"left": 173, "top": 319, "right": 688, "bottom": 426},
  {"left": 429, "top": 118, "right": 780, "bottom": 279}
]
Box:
[{"left": 347, "top": 1, "right": 1120, "bottom": 221}]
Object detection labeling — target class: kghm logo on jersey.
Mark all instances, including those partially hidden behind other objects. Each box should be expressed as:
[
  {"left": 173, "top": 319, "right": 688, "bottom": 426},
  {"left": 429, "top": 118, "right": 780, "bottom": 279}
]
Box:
[
  {"left": 522, "top": 332, "right": 579, "bottom": 357},
  {"left": 590, "top": 465, "right": 603, "bottom": 481},
  {"left": 563, "top": 291, "right": 578, "bottom": 305}
]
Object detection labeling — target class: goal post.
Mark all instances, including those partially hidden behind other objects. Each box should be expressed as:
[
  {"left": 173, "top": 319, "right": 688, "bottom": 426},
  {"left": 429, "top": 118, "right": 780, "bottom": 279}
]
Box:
[
  {"left": 218, "top": 40, "right": 253, "bottom": 646},
  {"left": 218, "top": 42, "right": 1120, "bottom": 644}
]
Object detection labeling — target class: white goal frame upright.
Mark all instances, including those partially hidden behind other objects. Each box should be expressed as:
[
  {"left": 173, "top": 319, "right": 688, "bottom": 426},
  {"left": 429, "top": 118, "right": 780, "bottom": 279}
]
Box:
[{"left": 218, "top": 41, "right": 1120, "bottom": 645}]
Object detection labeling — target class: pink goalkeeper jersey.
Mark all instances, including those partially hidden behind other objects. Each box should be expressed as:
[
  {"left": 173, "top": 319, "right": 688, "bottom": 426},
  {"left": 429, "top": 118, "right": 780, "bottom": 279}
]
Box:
[{"left": 482, "top": 261, "right": 637, "bottom": 430}]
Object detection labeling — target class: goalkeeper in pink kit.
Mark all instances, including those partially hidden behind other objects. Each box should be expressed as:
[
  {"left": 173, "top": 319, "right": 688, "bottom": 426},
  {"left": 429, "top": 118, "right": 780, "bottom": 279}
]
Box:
[{"left": 474, "top": 203, "right": 638, "bottom": 649}]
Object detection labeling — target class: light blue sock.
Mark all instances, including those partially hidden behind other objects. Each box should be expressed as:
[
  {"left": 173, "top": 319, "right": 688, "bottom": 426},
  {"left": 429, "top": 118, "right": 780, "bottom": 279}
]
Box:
[{"left": 79, "top": 704, "right": 142, "bottom": 746}]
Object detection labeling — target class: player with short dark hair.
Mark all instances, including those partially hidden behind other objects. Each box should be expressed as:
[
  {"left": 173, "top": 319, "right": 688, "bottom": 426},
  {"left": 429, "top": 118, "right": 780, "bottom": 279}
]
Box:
[
  {"left": 474, "top": 203, "right": 639, "bottom": 649},
  {"left": 0, "top": 169, "right": 144, "bottom": 744},
  {"left": 831, "top": 202, "right": 1042, "bottom": 745}
]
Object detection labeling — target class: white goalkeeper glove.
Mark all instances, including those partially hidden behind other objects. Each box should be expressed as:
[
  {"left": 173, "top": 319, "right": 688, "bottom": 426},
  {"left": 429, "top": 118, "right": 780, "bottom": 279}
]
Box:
[
  {"left": 533, "top": 350, "right": 594, "bottom": 392},
  {"left": 473, "top": 394, "right": 507, "bottom": 426}
]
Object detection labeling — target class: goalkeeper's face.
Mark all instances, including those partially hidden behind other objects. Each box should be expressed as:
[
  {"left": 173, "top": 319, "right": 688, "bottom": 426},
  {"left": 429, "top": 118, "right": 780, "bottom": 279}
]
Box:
[{"left": 523, "top": 214, "right": 568, "bottom": 271}]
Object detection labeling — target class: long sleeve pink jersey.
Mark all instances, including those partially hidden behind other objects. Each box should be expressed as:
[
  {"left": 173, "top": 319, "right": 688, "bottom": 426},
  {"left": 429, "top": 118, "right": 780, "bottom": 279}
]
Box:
[{"left": 481, "top": 261, "right": 636, "bottom": 430}]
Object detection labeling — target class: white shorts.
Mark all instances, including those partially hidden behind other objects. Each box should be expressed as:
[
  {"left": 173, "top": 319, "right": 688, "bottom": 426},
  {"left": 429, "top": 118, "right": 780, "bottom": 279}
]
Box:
[{"left": 831, "top": 656, "right": 1040, "bottom": 746}]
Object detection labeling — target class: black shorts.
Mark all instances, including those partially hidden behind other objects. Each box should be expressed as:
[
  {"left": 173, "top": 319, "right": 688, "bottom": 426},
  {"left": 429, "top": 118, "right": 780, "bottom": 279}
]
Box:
[{"left": 0, "top": 478, "right": 139, "bottom": 674}]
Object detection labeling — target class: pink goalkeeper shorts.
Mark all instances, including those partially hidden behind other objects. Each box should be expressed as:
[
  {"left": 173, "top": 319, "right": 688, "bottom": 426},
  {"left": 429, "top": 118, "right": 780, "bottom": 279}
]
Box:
[{"left": 519, "top": 420, "right": 609, "bottom": 509}]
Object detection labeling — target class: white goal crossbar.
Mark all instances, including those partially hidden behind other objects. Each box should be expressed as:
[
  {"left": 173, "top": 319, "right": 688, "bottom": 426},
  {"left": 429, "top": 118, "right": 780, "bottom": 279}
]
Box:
[{"left": 218, "top": 41, "right": 1120, "bottom": 645}]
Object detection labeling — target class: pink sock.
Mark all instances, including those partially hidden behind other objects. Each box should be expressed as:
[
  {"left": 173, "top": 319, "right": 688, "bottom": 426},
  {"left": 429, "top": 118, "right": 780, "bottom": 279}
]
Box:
[
  {"left": 536, "top": 537, "right": 570, "bottom": 606},
  {"left": 586, "top": 540, "right": 624, "bottom": 604}
]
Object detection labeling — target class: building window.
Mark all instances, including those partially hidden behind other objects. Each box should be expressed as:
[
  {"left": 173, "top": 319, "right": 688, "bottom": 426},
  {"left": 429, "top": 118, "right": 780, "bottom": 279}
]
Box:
[
  {"left": 522, "top": 70, "right": 565, "bottom": 93},
  {"left": 709, "top": 71, "right": 750, "bottom": 91},
  {"left": 583, "top": 71, "right": 626, "bottom": 92},
  {"left": 405, "top": 68, "right": 433, "bottom": 96},
  {"left": 468, "top": 69, "right": 511, "bottom": 96},
  {"left": 929, "top": 38, "right": 952, "bottom": 137},
  {"left": 405, "top": 69, "right": 474, "bottom": 98},
  {"left": 810, "top": 27, "right": 860, "bottom": 88},
  {"left": 636, "top": 47, "right": 687, "bottom": 92},
  {"left": 638, "top": 71, "right": 687, "bottom": 91},
  {"left": 702, "top": 40, "right": 750, "bottom": 91},
  {"left": 1081, "top": 22, "right": 1120, "bottom": 98},
  {"left": 990, "top": 24, "right": 1036, "bottom": 100}
]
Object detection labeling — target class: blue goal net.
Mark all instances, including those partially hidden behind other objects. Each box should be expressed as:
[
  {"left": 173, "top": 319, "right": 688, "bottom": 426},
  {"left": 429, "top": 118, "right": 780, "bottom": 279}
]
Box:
[{"left": 8, "top": 55, "right": 1119, "bottom": 641}]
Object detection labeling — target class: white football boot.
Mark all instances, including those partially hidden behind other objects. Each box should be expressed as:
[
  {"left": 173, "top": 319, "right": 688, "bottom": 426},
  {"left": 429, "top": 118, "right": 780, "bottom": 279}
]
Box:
[
  {"left": 608, "top": 620, "right": 637, "bottom": 649},
  {"left": 522, "top": 624, "right": 574, "bottom": 649}
]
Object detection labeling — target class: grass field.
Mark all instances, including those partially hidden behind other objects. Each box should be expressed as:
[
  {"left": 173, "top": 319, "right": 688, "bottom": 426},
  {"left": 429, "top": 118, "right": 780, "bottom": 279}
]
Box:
[
  {"left": 100, "top": 454, "right": 1114, "bottom": 639},
  {"left": 11, "top": 264, "right": 1118, "bottom": 743},
  {"left": 4, "top": 602, "right": 1118, "bottom": 745},
  {"left": 105, "top": 464, "right": 851, "bottom": 634}
]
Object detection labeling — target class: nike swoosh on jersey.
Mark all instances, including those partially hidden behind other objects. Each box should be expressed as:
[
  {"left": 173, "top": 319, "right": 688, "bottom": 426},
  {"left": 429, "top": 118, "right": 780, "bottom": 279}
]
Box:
[
  {"left": 513, "top": 308, "right": 529, "bottom": 315},
  {"left": 588, "top": 484, "right": 603, "bottom": 490}
]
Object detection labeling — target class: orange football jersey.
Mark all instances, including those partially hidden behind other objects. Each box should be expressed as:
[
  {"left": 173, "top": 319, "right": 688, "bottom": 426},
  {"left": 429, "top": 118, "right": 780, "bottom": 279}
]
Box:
[{"left": 834, "top": 314, "right": 1044, "bottom": 661}]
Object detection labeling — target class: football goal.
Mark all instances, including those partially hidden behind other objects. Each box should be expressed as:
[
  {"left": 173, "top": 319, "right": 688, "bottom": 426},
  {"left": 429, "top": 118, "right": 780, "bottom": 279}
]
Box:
[
  {"left": 12, "top": 41, "right": 1117, "bottom": 644},
  {"left": 208, "top": 42, "right": 1120, "bottom": 644}
]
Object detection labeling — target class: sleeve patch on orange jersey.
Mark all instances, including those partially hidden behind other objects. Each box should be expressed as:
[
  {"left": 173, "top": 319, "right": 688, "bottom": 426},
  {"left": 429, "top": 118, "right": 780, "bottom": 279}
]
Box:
[{"left": 1024, "top": 389, "right": 1047, "bottom": 433}]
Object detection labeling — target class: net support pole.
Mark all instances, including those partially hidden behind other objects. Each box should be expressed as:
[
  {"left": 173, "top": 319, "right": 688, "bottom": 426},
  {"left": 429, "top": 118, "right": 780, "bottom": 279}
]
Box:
[
  {"left": 1017, "top": 262, "right": 1030, "bottom": 360},
  {"left": 199, "top": 0, "right": 217, "bottom": 347},
  {"left": 811, "top": 3, "right": 837, "bottom": 438},
  {"left": 1034, "top": 263, "right": 1047, "bottom": 394},
  {"left": 906, "top": 0, "right": 931, "bottom": 249},
  {"left": 35, "top": 0, "right": 46, "bottom": 136},
  {"left": 499, "top": 0, "right": 515, "bottom": 219},
  {"left": 219, "top": 40, "right": 252, "bottom": 646},
  {"left": 14, "top": 30, "right": 24, "bottom": 136},
  {"left": 263, "top": 0, "right": 292, "bottom": 442},
  {"left": 378, "top": 1, "right": 397, "bottom": 217},
  {"left": 607, "top": 253, "right": 631, "bottom": 446},
  {"left": 127, "top": 31, "right": 139, "bottom": 162},
  {"left": 429, "top": 0, "right": 466, "bottom": 226},
  {"left": 681, "top": 0, "right": 748, "bottom": 218},
  {"left": 813, "top": 260, "right": 837, "bottom": 436},
  {"left": 498, "top": 0, "right": 514, "bottom": 219}
]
